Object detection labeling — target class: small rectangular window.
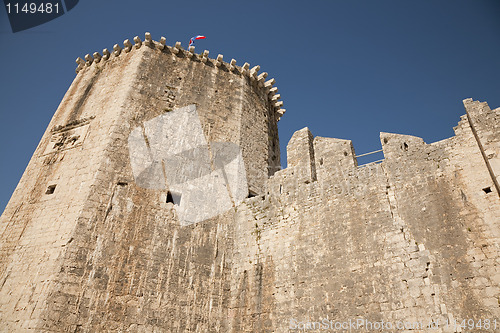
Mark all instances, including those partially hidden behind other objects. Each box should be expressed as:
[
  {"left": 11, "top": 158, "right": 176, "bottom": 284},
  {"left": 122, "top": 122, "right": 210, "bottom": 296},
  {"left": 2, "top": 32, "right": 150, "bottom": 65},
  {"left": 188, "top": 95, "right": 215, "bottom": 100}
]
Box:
[
  {"left": 166, "top": 191, "right": 181, "bottom": 205},
  {"left": 46, "top": 185, "right": 56, "bottom": 194},
  {"left": 248, "top": 190, "right": 257, "bottom": 198}
]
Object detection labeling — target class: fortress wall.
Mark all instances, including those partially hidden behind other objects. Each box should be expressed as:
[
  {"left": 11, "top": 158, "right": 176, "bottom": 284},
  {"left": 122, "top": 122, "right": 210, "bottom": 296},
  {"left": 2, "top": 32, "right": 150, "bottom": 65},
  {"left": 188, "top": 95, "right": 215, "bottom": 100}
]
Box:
[
  {"left": 0, "top": 49, "right": 143, "bottom": 330},
  {"left": 52, "top": 182, "right": 235, "bottom": 332},
  {"left": 463, "top": 99, "right": 500, "bottom": 195},
  {"left": 237, "top": 66, "right": 281, "bottom": 189},
  {"left": 6, "top": 40, "right": 282, "bottom": 332},
  {"left": 381, "top": 101, "right": 500, "bottom": 323},
  {"left": 41, "top": 44, "right": 238, "bottom": 332},
  {"left": 230, "top": 101, "right": 500, "bottom": 332},
  {"left": 230, "top": 130, "right": 441, "bottom": 332},
  {"left": 124, "top": 44, "right": 279, "bottom": 194}
]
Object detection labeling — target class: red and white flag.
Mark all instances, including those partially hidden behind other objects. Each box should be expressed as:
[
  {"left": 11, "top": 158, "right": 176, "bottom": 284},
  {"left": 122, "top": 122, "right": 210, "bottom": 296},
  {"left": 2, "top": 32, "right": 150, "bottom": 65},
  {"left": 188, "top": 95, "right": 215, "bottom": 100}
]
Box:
[{"left": 189, "top": 35, "right": 206, "bottom": 48}]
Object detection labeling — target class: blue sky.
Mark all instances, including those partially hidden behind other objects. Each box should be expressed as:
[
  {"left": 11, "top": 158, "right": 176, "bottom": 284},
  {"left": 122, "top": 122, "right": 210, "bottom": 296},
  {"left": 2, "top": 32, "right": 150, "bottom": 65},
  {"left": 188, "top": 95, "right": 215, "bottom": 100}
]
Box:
[{"left": 1, "top": 0, "right": 499, "bottom": 213}]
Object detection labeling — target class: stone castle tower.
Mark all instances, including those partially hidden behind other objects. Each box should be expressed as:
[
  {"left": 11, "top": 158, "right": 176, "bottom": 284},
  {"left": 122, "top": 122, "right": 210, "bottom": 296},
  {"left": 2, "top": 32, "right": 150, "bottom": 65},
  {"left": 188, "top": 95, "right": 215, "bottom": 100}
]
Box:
[{"left": 0, "top": 33, "right": 499, "bottom": 332}]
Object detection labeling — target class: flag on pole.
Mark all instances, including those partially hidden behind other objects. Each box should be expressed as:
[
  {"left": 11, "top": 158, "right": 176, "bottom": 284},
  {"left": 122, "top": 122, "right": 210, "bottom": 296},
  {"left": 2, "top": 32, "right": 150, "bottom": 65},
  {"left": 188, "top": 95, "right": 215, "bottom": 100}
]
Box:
[{"left": 189, "top": 35, "right": 206, "bottom": 48}]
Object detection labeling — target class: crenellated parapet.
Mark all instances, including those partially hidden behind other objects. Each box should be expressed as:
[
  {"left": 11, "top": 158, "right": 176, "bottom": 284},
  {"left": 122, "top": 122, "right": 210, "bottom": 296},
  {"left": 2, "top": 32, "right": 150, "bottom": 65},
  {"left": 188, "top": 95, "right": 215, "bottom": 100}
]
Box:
[
  {"left": 74, "top": 32, "right": 285, "bottom": 120},
  {"left": 269, "top": 99, "right": 500, "bottom": 200}
]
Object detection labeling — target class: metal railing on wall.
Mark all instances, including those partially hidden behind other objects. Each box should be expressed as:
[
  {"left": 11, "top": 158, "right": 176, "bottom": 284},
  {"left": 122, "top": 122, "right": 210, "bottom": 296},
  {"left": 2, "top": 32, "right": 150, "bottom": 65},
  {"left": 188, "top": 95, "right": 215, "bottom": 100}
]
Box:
[{"left": 355, "top": 149, "right": 384, "bottom": 167}]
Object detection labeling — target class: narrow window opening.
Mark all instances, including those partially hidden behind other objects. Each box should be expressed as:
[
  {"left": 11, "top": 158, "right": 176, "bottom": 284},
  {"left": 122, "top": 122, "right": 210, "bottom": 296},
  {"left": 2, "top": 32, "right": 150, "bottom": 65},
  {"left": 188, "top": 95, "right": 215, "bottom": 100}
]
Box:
[
  {"left": 319, "top": 158, "right": 324, "bottom": 165},
  {"left": 117, "top": 182, "right": 128, "bottom": 186},
  {"left": 248, "top": 190, "right": 257, "bottom": 198},
  {"left": 46, "top": 185, "right": 56, "bottom": 194},
  {"left": 483, "top": 187, "right": 492, "bottom": 194},
  {"left": 166, "top": 191, "right": 181, "bottom": 205},
  {"left": 403, "top": 142, "right": 408, "bottom": 151}
]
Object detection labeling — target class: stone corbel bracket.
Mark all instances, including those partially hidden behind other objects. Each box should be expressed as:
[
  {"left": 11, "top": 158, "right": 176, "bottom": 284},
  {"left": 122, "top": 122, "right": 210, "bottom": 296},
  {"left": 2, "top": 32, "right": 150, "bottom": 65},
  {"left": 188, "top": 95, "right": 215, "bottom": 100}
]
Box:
[{"left": 75, "top": 32, "right": 285, "bottom": 120}]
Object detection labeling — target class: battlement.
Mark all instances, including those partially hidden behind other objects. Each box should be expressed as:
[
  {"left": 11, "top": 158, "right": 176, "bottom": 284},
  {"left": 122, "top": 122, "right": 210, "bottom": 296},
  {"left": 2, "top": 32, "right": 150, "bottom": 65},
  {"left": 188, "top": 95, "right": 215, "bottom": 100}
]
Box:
[
  {"left": 268, "top": 99, "right": 499, "bottom": 201},
  {"left": 75, "top": 32, "right": 286, "bottom": 120}
]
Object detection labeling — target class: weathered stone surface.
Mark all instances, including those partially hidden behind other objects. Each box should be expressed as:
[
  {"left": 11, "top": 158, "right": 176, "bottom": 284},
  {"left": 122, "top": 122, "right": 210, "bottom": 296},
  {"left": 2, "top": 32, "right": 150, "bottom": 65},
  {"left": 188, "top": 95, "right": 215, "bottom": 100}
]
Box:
[{"left": 0, "top": 35, "right": 499, "bottom": 332}]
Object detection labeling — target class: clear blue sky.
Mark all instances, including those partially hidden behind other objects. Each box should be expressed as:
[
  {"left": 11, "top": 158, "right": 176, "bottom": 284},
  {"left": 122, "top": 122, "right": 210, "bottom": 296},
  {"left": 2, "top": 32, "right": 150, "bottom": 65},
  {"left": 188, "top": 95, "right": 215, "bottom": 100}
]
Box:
[{"left": 1, "top": 0, "right": 499, "bottom": 213}]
